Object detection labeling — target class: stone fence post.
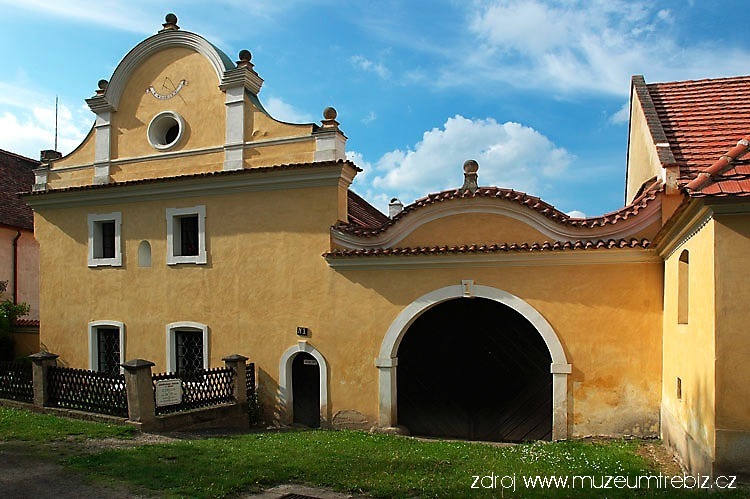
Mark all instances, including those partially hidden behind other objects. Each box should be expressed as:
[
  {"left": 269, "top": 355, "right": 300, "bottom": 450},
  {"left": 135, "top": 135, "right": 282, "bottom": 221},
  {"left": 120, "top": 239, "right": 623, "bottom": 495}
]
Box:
[
  {"left": 223, "top": 354, "right": 248, "bottom": 405},
  {"left": 28, "top": 351, "right": 58, "bottom": 407},
  {"left": 121, "top": 359, "right": 156, "bottom": 429}
]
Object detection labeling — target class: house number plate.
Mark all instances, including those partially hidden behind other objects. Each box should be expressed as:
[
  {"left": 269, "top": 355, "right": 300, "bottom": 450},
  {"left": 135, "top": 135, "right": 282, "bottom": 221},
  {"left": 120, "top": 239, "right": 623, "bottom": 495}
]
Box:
[{"left": 155, "top": 379, "right": 183, "bottom": 407}]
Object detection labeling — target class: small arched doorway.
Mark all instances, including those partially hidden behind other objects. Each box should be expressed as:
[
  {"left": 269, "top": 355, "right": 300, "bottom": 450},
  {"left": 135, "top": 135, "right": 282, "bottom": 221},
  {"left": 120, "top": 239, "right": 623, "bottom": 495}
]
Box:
[
  {"left": 397, "top": 297, "right": 552, "bottom": 441},
  {"left": 292, "top": 352, "right": 321, "bottom": 428}
]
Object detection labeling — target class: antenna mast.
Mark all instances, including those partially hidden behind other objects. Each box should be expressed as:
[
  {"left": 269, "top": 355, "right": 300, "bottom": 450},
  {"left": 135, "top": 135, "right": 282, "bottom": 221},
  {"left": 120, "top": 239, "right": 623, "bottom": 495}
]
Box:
[{"left": 54, "top": 96, "right": 58, "bottom": 151}]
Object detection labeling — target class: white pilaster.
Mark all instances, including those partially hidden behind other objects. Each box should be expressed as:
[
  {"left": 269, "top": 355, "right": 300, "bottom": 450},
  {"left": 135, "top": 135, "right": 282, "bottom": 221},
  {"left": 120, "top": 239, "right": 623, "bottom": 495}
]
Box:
[
  {"left": 314, "top": 131, "right": 346, "bottom": 162},
  {"left": 93, "top": 111, "right": 112, "bottom": 184},
  {"left": 223, "top": 86, "right": 245, "bottom": 170}
]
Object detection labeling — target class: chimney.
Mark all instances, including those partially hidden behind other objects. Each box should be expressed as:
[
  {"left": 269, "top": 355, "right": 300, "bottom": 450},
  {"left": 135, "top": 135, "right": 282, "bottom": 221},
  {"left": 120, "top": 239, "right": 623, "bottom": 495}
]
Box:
[
  {"left": 40, "top": 150, "right": 62, "bottom": 162},
  {"left": 389, "top": 198, "right": 404, "bottom": 218}
]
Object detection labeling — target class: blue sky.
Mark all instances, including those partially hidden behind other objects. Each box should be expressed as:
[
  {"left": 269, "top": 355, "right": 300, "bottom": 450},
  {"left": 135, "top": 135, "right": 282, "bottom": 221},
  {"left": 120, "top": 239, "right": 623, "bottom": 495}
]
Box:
[{"left": 1, "top": 1, "right": 748, "bottom": 217}]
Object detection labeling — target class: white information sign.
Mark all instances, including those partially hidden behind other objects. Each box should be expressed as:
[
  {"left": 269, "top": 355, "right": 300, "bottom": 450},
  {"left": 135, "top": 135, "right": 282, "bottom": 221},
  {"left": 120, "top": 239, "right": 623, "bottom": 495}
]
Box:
[{"left": 155, "top": 379, "right": 183, "bottom": 407}]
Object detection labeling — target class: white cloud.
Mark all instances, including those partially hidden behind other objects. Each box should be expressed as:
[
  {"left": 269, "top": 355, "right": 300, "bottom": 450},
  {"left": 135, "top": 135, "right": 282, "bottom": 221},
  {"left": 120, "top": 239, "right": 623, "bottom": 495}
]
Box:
[
  {"left": 566, "top": 210, "right": 587, "bottom": 219},
  {"left": 361, "top": 111, "right": 377, "bottom": 124},
  {"left": 353, "top": 115, "right": 572, "bottom": 207},
  {"left": 263, "top": 96, "right": 314, "bottom": 123},
  {"left": 0, "top": 0, "right": 153, "bottom": 33},
  {"left": 0, "top": 83, "right": 91, "bottom": 158},
  {"left": 430, "top": 1, "right": 750, "bottom": 96},
  {"left": 351, "top": 55, "right": 391, "bottom": 79},
  {"left": 609, "top": 102, "right": 630, "bottom": 124}
]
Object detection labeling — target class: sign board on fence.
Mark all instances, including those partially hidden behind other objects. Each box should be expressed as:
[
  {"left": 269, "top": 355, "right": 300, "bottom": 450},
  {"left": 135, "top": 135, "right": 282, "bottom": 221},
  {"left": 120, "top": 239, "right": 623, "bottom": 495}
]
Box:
[{"left": 155, "top": 379, "right": 183, "bottom": 407}]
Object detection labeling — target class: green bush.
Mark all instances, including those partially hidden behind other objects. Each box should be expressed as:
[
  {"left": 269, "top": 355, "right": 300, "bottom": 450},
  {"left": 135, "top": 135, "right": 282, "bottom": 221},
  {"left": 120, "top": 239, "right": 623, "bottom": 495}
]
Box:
[{"left": 0, "top": 280, "right": 30, "bottom": 361}]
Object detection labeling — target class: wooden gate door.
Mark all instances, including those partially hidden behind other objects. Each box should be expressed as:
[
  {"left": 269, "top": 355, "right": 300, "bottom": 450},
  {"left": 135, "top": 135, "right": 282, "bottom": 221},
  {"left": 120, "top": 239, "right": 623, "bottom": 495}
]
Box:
[
  {"left": 292, "top": 352, "right": 320, "bottom": 428},
  {"left": 397, "top": 298, "right": 552, "bottom": 442}
]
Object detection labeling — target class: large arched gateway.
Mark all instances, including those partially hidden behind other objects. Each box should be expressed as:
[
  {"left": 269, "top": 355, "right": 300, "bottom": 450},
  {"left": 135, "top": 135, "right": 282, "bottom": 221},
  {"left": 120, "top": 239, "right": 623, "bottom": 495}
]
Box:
[
  {"left": 397, "top": 297, "right": 552, "bottom": 441},
  {"left": 376, "top": 284, "right": 571, "bottom": 440}
]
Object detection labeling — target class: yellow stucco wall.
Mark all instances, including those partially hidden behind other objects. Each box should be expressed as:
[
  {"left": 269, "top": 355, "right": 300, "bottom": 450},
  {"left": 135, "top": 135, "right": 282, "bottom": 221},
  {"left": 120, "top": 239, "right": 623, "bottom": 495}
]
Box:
[
  {"left": 47, "top": 168, "right": 94, "bottom": 190},
  {"left": 45, "top": 46, "right": 319, "bottom": 190},
  {"left": 713, "top": 214, "right": 750, "bottom": 474},
  {"left": 11, "top": 329, "right": 39, "bottom": 358},
  {"left": 626, "top": 91, "right": 663, "bottom": 204},
  {"left": 112, "top": 48, "right": 226, "bottom": 160},
  {"left": 34, "top": 183, "right": 663, "bottom": 436},
  {"left": 662, "top": 217, "right": 715, "bottom": 459},
  {"left": 52, "top": 128, "right": 95, "bottom": 169},
  {"left": 252, "top": 108, "right": 314, "bottom": 141},
  {"left": 714, "top": 214, "right": 750, "bottom": 428},
  {"left": 397, "top": 213, "right": 549, "bottom": 247}
]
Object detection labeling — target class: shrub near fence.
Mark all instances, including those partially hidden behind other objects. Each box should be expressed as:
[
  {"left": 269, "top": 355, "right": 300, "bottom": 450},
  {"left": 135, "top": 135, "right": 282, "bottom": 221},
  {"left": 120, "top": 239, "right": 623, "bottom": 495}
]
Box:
[
  {"left": 48, "top": 366, "right": 128, "bottom": 418},
  {"left": 152, "top": 366, "right": 235, "bottom": 416},
  {"left": 0, "top": 361, "right": 33, "bottom": 403}
]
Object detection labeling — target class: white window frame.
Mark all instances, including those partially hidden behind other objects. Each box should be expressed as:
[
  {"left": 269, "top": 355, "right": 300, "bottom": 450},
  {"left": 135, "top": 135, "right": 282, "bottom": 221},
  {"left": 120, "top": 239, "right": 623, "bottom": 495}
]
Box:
[
  {"left": 166, "top": 206, "right": 207, "bottom": 265},
  {"left": 87, "top": 212, "right": 122, "bottom": 267},
  {"left": 166, "top": 321, "right": 209, "bottom": 373},
  {"left": 88, "top": 320, "right": 126, "bottom": 373}
]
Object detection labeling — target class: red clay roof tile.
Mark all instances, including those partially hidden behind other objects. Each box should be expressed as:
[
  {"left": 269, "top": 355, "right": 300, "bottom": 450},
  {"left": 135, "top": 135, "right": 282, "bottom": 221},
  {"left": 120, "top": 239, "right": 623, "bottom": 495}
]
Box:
[
  {"left": 325, "top": 238, "right": 651, "bottom": 258},
  {"left": 13, "top": 318, "right": 40, "bottom": 327},
  {"left": 645, "top": 75, "right": 750, "bottom": 196},
  {"left": 335, "top": 181, "right": 663, "bottom": 235},
  {"left": 347, "top": 190, "right": 389, "bottom": 227},
  {"left": 0, "top": 149, "right": 39, "bottom": 230}
]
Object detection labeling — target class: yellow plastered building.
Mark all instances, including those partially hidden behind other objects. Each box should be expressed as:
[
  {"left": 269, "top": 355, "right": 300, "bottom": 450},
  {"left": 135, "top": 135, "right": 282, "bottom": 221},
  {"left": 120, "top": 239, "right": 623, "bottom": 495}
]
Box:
[{"left": 24, "top": 15, "right": 750, "bottom": 478}]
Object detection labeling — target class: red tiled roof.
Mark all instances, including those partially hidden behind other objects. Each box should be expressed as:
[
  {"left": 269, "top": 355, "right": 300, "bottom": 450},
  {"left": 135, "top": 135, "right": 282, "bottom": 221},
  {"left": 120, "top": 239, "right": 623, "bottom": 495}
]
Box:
[
  {"left": 24, "top": 159, "right": 361, "bottom": 196},
  {"left": 13, "top": 318, "right": 39, "bottom": 327},
  {"left": 325, "top": 238, "right": 651, "bottom": 258},
  {"left": 347, "top": 190, "right": 389, "bottom": 227},
  {"left": 685, "top": 136, "right": 750, "bottom": 196},
  {"left": 0, "top": 149, "right": 39, "bottom": 230},
  {"left": 334, "top": 182, "right": 662, "bottom": 236},
  {"left": 644, "top": 75, "right": 750, "bottom": 195}
]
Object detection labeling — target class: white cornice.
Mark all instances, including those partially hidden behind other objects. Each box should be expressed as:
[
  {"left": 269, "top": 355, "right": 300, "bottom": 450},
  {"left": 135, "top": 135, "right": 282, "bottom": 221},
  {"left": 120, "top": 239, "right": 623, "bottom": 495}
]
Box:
[
  {"left": 333, "top": 196, "right": 661, "bottom": 249},
  {"left": 50, "top": 136, "right": 315, "bottom": 173},
  {"left": 325, "top": 248, "right": 661, "bottom": 270},
  {"left": 25, "top": 165, "right": 347, "bottom": 209},
  {"left": 657, "top": 202, "right": 712, "bottom": 259},
  {"left": 657, "top": 200, "right": 750, "bottom": 259}
]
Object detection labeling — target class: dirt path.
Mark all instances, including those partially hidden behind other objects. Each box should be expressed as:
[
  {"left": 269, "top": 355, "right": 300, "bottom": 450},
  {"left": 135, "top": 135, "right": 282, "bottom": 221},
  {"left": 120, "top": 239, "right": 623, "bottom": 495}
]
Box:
[{"left": 0, "top": 441, "right": 153, "bottom": 498}]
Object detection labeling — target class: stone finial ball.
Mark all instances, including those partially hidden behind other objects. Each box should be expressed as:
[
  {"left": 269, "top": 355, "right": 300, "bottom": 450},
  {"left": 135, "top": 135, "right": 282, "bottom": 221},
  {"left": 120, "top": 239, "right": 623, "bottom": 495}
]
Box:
[
  {"left": 323, "top": 107, "right": 337, "bottom": 120},
  {"left": 165, "top": 13, "right": 178, "bottom": 24},
  {"left": 463, "top": 159, "right": 479, "bottom": 173},
  {"left": 97, "top": 79, "right": 109, "bottom": 90},
  {"left": 238, "top": 49, "right": 252, "bottom": 62}
]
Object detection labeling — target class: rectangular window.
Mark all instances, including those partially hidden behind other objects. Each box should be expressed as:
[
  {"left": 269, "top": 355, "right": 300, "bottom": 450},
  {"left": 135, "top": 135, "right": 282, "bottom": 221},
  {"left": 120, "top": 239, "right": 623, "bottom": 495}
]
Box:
[
  {"left": 88, "top": 321, "right": 125, "bottom": 374},
  {"left": 179, "top": 215, "right": 199, "bottom": 256},
  {"left": 175, "top": 330, "right": 205, "bottom": 374},
  {"left": 100, "top": 221, "right": 116, "bottom": 259},
  {"left": 88, "top": 212, "right": 122, "bottom": 266},
  {"left": 677, "top": 250, "right": 689, "bottom": 324},
  {"left": 166, "top": 206, "right": 206, "bottom": 265},
  {"left": 96, "top": 328, "right": 121, "bottom": 375}
]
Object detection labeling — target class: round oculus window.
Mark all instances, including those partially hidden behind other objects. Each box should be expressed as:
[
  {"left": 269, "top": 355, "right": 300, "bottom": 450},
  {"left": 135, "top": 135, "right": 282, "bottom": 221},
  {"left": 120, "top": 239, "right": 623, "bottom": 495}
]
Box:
[{"left": 147, "top": 111, "right": 185, "bottom": 150}]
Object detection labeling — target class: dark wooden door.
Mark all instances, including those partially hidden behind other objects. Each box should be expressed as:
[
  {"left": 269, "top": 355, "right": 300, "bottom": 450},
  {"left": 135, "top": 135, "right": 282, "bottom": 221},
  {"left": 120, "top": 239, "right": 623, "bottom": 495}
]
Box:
[
  {"left": 292, "top": 352, "right": 320, "bottom": 428},
  {"left": 397, "top": 298, "right": 552, "bottom": 442}
]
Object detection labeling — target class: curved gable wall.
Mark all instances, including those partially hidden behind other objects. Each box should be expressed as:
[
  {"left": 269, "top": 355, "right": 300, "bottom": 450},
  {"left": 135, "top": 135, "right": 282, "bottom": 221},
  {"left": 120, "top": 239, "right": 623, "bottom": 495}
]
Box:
[
  {"left": 112, "top": 47, "right": 226, "bottom": 160},
  {"left": 398, "top": 212, "right": 548, "bottom": 247}
]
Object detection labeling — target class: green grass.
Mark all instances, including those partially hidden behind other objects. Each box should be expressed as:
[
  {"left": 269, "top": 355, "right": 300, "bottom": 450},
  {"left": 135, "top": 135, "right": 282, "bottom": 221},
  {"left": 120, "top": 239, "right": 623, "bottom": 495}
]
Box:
[
  {"left": 1, "top": 408, "right": 744, "bottom": 498},
  {"left": 0, "top": 406, "right": 136, "bottom": 441},
  {"left": 66, "top": 430, "right": 703, "bottom": 498}
]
